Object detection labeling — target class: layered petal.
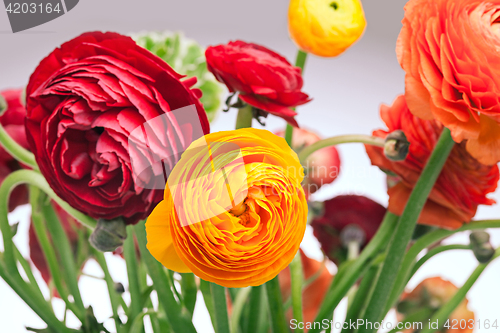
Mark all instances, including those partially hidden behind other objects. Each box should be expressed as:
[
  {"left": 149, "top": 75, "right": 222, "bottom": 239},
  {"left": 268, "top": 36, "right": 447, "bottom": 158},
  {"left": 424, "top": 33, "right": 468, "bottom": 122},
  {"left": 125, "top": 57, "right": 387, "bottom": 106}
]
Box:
[
  {"left": 365, "top": 95, "right": 499, "bottom": 229},
  {"left": 397, "top": 0, "right": 500, "bottom": 164},
  {"left": 205, "top": 41, "right": 310, "bottom": 127},
  {"left": 25, "top": 32, "right": 210, "bottom": 224},
  {"left": 146, "top": 128, "right": 308, "bottom": 288}
]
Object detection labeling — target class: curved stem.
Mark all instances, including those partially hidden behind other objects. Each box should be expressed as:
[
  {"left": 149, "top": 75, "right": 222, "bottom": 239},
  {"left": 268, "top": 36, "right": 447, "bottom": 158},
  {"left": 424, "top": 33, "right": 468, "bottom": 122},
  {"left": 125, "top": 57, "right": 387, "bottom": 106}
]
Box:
[
  {"left": 384, "top": 219, "right": 500, "bottom": 316},
  {"left": 290, "top": 251, "right": 304, "bottom": 333},
  {"left": 419, "top": 248, "right": 500, "bottom": 333},
  {"left": 298, "top": 135, "right": 385, "bottom": 164},
  {"left": 359, "top": 128, "right": 455, "bottom": 333},
  {"left": 308, "top": 212, "right": 399, "bottom": 333},
  {"left": 265, "top": 276, "right": 288, "bottom": 333},
  {"left": 235, "top": 104, "right": 253, "bottom": 129},
  {"left": 30, "top": 187, "right": 85, "bottom": 323},
  {"left": 0, "top": 122, "right": 38, "bottom": 169},
  {"left": 0, "top": 256, "right": 73, "bottom": 332},
  {"left": 410, "top": 244, "right": 471, "bottom": 277},
  {"left": 0, "top": 170, "right": 96, "bottom": 231},
  {"left": 41, "top": 199, "right": 86, "bottom": 316}
]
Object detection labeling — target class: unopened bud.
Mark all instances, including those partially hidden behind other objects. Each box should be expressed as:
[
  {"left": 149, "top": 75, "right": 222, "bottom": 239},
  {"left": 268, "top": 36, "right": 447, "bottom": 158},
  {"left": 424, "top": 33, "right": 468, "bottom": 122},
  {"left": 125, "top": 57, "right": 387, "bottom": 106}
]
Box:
[
  {"left": 0, "top": 94, "right": 7, "bottom": 116},
  {"left": 340, "top": 224, "right": 366, "bottom": 248},
  {"left": 114, "top": 282, "right": 125, "bottom": 294},
  {"left": 470, "top": 231, "right": 495, "bottom": 263},
  {"left": 89, "top": 218, "right": 127, "bottom": 252},
  {"left": 384, "top": 130, "right": 410, "bottom": 161}
]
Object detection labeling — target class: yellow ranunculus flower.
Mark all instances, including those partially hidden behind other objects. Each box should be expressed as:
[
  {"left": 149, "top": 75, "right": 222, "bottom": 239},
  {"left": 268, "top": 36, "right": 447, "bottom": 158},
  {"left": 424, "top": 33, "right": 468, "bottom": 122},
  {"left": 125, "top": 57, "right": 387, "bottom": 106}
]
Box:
[
  {"left": 288, "top": 0, "right": 366, "bottom": 57},
  {"left": 146, "top": 128, "right": 308, "bottom": 288}
]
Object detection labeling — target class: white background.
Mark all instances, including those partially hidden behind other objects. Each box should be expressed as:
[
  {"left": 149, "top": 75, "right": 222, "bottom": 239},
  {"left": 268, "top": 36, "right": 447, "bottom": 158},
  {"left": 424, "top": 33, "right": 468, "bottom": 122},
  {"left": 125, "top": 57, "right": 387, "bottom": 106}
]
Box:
[{"left": 0, "top": 0, "right": 499, "bottom": 332}]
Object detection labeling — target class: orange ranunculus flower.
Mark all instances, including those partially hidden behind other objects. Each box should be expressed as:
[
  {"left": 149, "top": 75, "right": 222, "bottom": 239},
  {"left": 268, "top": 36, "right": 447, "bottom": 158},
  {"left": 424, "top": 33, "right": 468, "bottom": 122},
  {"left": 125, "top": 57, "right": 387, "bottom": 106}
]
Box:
[
  {"left": 397, "top": 0, "right": 500, "bottom": 165},
  {"left": 288, "top": 0, "right": 366, "bottom": 57},
  {"left": 279, "top": 249, "right": 333, "bottom": 328},
  {"left": 365, "top": 95, "right": 499, "bottom": 229},
  {"left": 146, "top": 128, "right": 308, "bottom": 288},
  {"left": 398, "top": 277, "right": 475, "bottom": 333}
]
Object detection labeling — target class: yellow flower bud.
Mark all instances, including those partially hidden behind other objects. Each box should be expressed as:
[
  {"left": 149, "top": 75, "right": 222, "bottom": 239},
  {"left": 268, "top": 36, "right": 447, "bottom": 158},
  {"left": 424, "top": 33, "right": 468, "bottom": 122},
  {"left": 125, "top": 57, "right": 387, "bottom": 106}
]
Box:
[{"left": 288, "top": 0, "right": 367, "bottom": 57}]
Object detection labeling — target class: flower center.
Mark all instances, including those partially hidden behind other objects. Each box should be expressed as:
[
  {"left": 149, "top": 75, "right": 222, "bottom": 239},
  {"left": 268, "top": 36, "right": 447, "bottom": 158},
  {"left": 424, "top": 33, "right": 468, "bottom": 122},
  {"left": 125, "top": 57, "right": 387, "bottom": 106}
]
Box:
[
  {"left": 330, "top": 2, "right": 338, "bottom": 10},
  {"left": 230, "top": 200, "right": 251, "bottom": 225}
]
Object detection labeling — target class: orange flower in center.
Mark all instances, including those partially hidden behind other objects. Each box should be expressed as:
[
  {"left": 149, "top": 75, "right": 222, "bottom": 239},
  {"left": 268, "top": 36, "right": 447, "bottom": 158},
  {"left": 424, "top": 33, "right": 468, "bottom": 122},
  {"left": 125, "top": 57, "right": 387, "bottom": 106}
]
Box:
[
  {"left": 146, "top": 128, "right": 308, "bottom": 287},
  {"left": 365, "top": 95, "right": 499, "bottom": 229}
]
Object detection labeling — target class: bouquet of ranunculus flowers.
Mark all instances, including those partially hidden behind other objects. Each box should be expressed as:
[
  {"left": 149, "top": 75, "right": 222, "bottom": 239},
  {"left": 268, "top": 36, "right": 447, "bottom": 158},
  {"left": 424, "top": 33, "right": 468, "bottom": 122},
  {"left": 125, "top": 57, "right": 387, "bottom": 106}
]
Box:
[{"left": 2, "top": 0, "right": 500, "bottom": 332}]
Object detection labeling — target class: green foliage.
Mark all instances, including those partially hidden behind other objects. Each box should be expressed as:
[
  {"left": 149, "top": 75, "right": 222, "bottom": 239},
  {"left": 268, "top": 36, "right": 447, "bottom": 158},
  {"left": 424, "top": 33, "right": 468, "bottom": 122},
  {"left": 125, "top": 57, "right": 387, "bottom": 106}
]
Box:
[{"left": 132, "top": 31, "right": 225, "bottom": 123}]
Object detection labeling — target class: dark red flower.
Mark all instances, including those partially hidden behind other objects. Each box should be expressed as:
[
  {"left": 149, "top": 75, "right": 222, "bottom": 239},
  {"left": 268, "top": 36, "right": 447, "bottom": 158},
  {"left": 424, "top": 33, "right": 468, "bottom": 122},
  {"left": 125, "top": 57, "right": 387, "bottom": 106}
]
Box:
[
  {"left": 275, "top": 127, "right": 340, "bottom": 195},
  {"left": 205, "top": 41, "right": 310, "bottom": 127},
  {"left": 311, "top": 195, "right": 386, "bottom": 264},
  {"left": 365, "top": 95, "right": 499, "bottom": 229},
  {"left": 0, "top": 89, "right": 29, "bottom": 211},
  {"left": 25, "top": 32, "right": 210, "bottom": 224}
]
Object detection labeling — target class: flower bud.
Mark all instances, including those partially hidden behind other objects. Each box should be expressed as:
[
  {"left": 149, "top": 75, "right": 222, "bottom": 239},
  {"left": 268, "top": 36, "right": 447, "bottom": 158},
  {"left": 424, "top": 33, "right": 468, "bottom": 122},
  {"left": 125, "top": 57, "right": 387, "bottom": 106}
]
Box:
[
  {"left": 384, "top": 130, "right": 410, "bottom": 161},
  {"left": 114, "top": 282, "right": 125, "bottom": 294},
  {"left": 288, "top": 0, "right": 366, "bottom": 57},
  {"left": 470, "top": 231, "right": 495, "bottom": 263},
  {"left": 89, "top": 218, "right": 127, "bottom": 252},
  {"left": 275, "top": 128, "right": 340, "bottom": 196}
]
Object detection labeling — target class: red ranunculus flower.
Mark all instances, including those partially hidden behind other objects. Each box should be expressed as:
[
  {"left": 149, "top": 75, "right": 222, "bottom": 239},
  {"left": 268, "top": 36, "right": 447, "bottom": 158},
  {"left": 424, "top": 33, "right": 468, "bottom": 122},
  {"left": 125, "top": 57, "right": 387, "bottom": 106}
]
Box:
[
  {"left": 311, "top": 195, "right": 386, "bottom": 264},
  {"left": 25, "top": 32, "right": 210, "bottom": 224},
  {"left": 205, "top": 41, "right": 310, "bottom": 127},
  {"left": 397, "top": 0, "right": 500, "bottom": 165},
  {"left": 365, "top": 95, "right": 499, "bottom": 229},
  {"left": 0, "top": 89, "right": 29, "bottom": 211},
  {"left": 275, "top": 127, "right": 340, "bottom": 196}
]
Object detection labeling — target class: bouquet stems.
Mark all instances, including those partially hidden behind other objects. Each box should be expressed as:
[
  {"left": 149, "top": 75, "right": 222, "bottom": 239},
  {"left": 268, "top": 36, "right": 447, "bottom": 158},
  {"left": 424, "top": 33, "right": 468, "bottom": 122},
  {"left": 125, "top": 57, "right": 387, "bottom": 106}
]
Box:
[{"left": 359, "top": 128, "right": 455, "bottom": 333}]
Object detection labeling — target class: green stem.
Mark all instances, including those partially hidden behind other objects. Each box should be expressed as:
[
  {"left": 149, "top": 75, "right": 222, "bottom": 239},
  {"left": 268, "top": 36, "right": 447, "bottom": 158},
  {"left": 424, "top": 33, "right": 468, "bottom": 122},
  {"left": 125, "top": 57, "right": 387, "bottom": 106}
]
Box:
[
  {"left": 0, "top": 122, "right": 38, "bottom": 169},
  {"left": 341, "top": 265, "right": 380, "bottom": 333},
  {"left": 265, "top": 276, "right": 288, "bottom": 333},
  {"left": 94, "top": 250, "right": 123, "bottom": 333},
  {"left": 235, "top": 104, "right": 253, "bottom": 129},
  {"left": 410, "top": 244, "right": 471, "bottom": 277},
  {"left": 134, "top": 221, "right": 197, "bottom": 333},
  {"left": 359, "top": 128, "right": 455, "bottom": 333},
  {"left": 244, "top": 285, "right": 264, "bottom": 333},
  {"left": 285, "top": 125, "right": 294, "bottom": 147},
  {"left": 419, "top": 248, "right": 500, "bottom": 333},
  {"left": 298, "top": 135, "right": 385, "bottom": 164},
  {"left": 41, "top": 199, "right": 86, "bottom": 316},
  {"left": 14, "top": 246, "right": 45, "bottom": 301},
  {"left": 230, "top": 287, "right": 252, "bottom": 333},
  {"left": 211, "top": 282, "right": 231, "bottom": 333},
  {"left": 384, "top": 220, "right": 500, "bottom": 316},
  {"left": 181, "top": 273, "right": 197, "bottom": 318},
  {"left": 0, "top": 256, "right": 73, "bottom": 333},
  {"left": 30, "top": 187, "right": 85, "bottom": 323},
  {"left": 308, "top": 212, "right": 399, "bottom": 333},
  {"left": 290, "top": 252, "right": 304, "bottom": 333},
  {"left": 295, "top": 50, "right": 308, "bottom": 71},
  {"left": 200, "top": 279, "right": 218, "bottom": 330},
  {"left": 124, "top": 227, "right": 143, "bottom": 330}
]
